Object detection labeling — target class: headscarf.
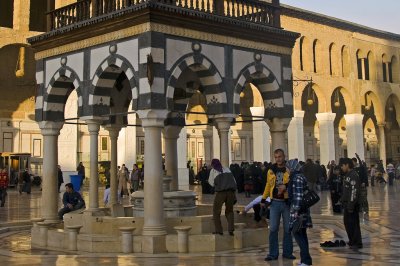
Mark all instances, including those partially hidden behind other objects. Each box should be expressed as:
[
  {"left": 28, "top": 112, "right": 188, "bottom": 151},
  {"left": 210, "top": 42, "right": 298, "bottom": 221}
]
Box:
[
  {"left": 211, "top": 158, "right": 223, "bottom": 173},
  {"left": 286, "top": 159, "right": 302, "bottom": 173}
]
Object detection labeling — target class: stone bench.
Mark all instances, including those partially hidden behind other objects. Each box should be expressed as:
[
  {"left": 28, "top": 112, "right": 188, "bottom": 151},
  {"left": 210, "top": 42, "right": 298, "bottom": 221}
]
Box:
[{"left": 174, "top": 226, "right": 192, "bottom": 253}]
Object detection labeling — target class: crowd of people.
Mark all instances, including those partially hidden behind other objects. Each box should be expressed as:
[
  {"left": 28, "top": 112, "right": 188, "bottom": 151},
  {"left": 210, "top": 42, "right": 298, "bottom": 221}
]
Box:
[{"left": 197, "top": 151, "right": 400, "bottom": 266}]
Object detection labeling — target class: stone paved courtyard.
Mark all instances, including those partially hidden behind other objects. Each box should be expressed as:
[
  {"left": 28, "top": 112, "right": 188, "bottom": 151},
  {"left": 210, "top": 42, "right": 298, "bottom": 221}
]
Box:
[{"left": 1, "top": 182, "right": 400, "bottom": 265}]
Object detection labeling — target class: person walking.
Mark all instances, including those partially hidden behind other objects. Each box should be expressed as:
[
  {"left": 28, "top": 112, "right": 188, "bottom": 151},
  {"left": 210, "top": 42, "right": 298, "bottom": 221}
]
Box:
[
  {"left": 19, "top": 168, "right": 31, "bottom": 194},
  {"left": 130, "top": 164, "right": 140, "bottom": 192},
  {"left": 77, "top": 162, "right": 85, "bottom": 186},
  {"left": 211, "top": 158, "right": 237, "bottom": 236},
  {"left": 340, "top": 158, "right": 363, "bottom": 249},
  {"left": 0, "top": 168, "right": 9, "bottom": 207},
  {"left": 302, "top": 159, "right": 319, "bottom": 192},
  {"left": 287, "top": 159, "right": 313, "bottom": 266},
  {"left": 261, "top": 149, "right": 295, "bottom": 261},
  {"left": 327, "top": 166, "right": 343, "bottom": 213}
]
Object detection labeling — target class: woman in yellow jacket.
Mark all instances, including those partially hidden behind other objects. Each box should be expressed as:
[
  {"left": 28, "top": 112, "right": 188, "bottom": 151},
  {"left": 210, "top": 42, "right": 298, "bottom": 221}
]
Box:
[{"left": 261, "top": 149, "right": 295, "bottom": 261}]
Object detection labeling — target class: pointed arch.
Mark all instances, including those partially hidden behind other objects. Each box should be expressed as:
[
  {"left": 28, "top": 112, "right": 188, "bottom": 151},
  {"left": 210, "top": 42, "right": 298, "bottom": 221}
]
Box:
[
  {"left": 166, "top": 54, "right": 226, "bottom": 123},
  {"left": 38, "top": 66, "right": 81, "bottom": 122},
  {"left": 88, "top": 55, "right": 138, "bottom": 118},
  {"left": 233, "top": 62, "right": 292, "bottom": 118}
]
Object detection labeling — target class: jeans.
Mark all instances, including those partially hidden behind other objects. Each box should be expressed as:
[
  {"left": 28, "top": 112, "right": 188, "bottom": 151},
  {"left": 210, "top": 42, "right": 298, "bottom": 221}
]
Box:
[
  {"left": 293, "top": 228, "right": 312, "bottom": 265},
  {"left": 268, "top": 200, "right": 293, "bottom": 258}
]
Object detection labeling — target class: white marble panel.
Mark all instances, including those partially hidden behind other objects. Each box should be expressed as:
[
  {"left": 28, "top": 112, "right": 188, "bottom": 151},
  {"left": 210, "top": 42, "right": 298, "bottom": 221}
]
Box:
[
  {"left": 66, "top": 52, "right": 84, "bottom": 81},
  {"left": 201, "top": 43, "right": 224, "bottom": 76},
  {"left": 45, "top": 57, "right": 62, "bottom": 87},
  {"left": 262, "top": 54, "right": 281, "bottom": 83},
  {"left": 283, "top": 92, "right": 293, "bottom": 105},
  {"left": 283, "top": 67, "right": 292, "bottom": 80},
  {"left": 166, "top": 39, "right": 192, "bottom": 70},
  {"left": 36, "top": 71, "right": 43, "bottom": 84},
  {"left": 233, "top": 49, "right": 253, "bottom": 78},
  {"left": 117, "top": 39, "right": 138, "bottom": 71},
  {"left": 90, "top": 45, "right": 109, "bottom": 78},
  {"left": 139, "top": 47, "right": 164, "bottom": 64}
]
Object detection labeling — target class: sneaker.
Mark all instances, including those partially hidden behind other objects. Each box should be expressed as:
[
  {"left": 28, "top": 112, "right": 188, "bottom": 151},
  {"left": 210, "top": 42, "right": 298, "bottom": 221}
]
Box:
[
  {"left": 283, "top": 254, "right": 296, "bottom": 260},
  {"left": 299, "top": 263, "right": 311, "bottom": 266}
]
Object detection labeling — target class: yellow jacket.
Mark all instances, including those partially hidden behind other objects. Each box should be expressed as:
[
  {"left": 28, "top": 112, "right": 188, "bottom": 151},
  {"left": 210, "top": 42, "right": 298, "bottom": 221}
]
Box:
[{"left": 262, "top": 168, "right": 290, "bottom": 200}]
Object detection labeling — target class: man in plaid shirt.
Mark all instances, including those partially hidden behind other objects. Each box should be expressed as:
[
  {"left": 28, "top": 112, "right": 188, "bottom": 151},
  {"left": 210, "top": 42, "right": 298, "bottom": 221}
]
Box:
[{"left": 0, "top": 168, "right": 9, "bottom": 207}]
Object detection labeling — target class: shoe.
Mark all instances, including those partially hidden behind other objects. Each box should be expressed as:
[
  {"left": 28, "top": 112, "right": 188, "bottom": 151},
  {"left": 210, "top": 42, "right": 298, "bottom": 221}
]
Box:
[
  {"left": 283, "top": 254, "right": 296, "bottom": 260},
  {"left": 349, "top": 244, "right": 363, "bottom": 249},
  {"left": 299, "top": 264, "right": 311, "bottom": 266},
  {"left": 212, "top": 232, "right": 223, "bottom": 235},
  {"left": 264, "top": 256, "right": 277, "bottom": 261}
]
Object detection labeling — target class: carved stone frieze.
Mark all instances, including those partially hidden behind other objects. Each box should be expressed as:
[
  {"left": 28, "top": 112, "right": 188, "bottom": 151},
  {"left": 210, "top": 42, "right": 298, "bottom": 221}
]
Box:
[{"left": 35, "top": 23, "right": 292, "bottom": 60}]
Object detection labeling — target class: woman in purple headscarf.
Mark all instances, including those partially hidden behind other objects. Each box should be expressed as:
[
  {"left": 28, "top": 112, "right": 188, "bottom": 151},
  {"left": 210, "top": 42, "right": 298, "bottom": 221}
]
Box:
[{"left": 211, "top": 158, "right": 237, "bottom": 236}]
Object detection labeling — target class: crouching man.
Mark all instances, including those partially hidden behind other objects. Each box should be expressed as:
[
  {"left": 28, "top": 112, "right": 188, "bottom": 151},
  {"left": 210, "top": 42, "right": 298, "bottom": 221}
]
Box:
[{"left": 58, "top": 183, "right": 85, "bottom": 220}]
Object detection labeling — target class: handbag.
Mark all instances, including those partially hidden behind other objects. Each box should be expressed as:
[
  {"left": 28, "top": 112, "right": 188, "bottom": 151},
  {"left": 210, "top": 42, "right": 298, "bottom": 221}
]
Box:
[
  {"left": 291, "top": 214, "right": 304, "bottom": 233},
  {"left": 301, "top": 189, "right": 320, "bottom": 210}
]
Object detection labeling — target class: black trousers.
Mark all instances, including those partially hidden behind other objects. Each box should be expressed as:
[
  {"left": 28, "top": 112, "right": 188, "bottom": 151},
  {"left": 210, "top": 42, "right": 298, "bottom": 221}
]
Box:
[{"left": 343, "top": 205, "right": 362, "bottom": 247}]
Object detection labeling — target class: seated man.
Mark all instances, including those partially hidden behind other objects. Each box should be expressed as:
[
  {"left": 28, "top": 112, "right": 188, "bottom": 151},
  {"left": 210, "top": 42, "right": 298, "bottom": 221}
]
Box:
[{"left": 58, "top": 183, "right": 85, "bottom": 220}]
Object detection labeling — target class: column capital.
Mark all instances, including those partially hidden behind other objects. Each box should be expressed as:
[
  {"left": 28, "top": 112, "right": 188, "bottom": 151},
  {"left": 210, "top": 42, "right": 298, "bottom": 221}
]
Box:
[
  {"left": 105, "top": 125, "right": 122, "bottom": 138},
  {"left": 215, "top": 117, "right": 234, "bottom": 131},
  {"left": 38, "top": 121, "right": 63, "bottom": 136},
  {"left": 377, "top": 122, "right": 386, "bottom": 128},
  {"left": 267, "top": 117, "right": 291, "bottom": 132},
  {"left": 316, "top": 112, "right": 336, "bottom": 122},
  {"left": 163, "top": 125, "right": 182, "bottom": 139},
  {"left": 344, "top": 113, "right": 364, "bottom": 124},
  {"left": 137, "top": 109, "right": 169, "bottom": 127},
  {"left": 86, "top": 119, "right": 102, "bottom": 133}
]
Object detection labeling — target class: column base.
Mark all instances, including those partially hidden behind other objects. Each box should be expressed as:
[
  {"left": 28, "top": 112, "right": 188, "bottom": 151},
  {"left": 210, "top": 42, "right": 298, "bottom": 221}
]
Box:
[{"left": 141, "top": 235, "right": 167, "bottom": 254}]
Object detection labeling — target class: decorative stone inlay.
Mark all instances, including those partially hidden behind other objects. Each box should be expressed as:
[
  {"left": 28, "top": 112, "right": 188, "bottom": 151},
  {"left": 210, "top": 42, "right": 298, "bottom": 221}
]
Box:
[
  {"left": 35, "top": 23, "right": 292, "bottom": 60},
  {"left": 60, "top": 57, "right": 67, "bottom": 66},
  {"left": 192, "top": 42, "right": 201, "bottom": 52},
  {"left": 109, "top": 44, "right": 117, "bottom": 54}
]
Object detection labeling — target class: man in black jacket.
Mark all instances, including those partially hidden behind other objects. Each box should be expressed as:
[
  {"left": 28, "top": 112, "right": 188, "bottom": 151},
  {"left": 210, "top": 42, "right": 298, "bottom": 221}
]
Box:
[
  {"left": 340, "top": 158, "right": 362, "bottom": 249},
  {"left": 58, "top": 183, "right": 85, "bottom": 220}
]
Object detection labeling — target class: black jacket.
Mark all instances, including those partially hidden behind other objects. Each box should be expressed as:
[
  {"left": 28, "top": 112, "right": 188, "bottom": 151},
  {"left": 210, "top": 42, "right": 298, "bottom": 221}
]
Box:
[{"left": 340, "top": 169, "right": 360, "bottom": 212}]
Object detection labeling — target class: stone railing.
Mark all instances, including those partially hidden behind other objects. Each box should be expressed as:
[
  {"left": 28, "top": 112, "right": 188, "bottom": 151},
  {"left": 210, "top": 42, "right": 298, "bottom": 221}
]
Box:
[{"left": 46, "top": 0, "right": 280, "bottom": 31}]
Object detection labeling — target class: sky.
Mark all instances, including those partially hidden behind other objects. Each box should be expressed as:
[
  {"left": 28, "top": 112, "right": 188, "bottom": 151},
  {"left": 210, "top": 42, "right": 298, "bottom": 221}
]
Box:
[{"left": 280, "top": 0, "right": 400, "bottom": 34}]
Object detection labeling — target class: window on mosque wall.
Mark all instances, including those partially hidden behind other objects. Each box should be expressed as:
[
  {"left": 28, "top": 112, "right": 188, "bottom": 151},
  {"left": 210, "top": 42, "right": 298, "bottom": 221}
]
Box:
[
  {"left": 101, "top": 137, "right": 108, "bottom": 151},
  {"left": 0, "top": 0, "right": 14, "bottom": 28},
  {"left": 29, "top": 0, "right": 47, "bottom": 32},
  {"left": 341, "top": 46, "right": 350, "bottom": 78},
  {"left": 140, "top": 140, "right": 145, "bottom": 155}
]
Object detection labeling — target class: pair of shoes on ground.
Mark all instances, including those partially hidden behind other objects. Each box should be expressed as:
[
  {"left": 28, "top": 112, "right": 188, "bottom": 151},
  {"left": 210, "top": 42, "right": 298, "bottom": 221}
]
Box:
[
  {"left": 264, "top": 254, "right": 296, "bottom": 261},
  {"left": 320, "top": 240, "right": 346, "bottom": 247}
]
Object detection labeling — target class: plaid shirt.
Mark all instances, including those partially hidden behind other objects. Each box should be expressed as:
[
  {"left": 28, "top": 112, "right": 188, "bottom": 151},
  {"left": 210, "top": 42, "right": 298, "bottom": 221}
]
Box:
[
  {"left": 0, "top": 173, "right": 9, "bottom": 188},
  {"left": 288, "top": 172, "right": 313, "bottom": 230}
]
